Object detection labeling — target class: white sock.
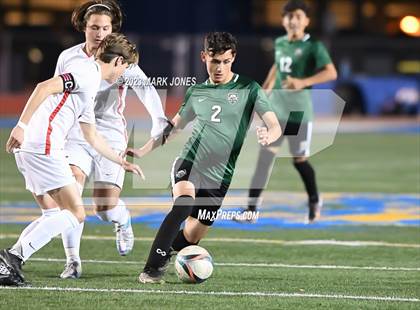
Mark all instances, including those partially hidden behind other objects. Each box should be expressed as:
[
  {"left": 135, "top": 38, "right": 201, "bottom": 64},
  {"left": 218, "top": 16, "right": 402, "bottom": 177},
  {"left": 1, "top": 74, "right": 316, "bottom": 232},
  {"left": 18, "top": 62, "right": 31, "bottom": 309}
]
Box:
[
  {"left": 62, "top": 222, "right": 84, "bottom": 263},
  {"left": 96, "top": 199, "right": 129, "bottom": 225},
  {"left": 10, "top": 209, "right": 79, "bottom": 262},
  {"left": 15, "top": 207, "right": 61, "bottom": 246},
  {"left": 61, "top": 181, "right": 84, "bottom": 263}
]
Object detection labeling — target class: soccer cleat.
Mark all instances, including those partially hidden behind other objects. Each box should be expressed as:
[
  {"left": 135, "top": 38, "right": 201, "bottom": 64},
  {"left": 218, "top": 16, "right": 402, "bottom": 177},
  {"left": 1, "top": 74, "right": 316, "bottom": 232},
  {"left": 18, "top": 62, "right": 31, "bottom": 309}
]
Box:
[
  {"left": 60, "top": 261, "right": 82, "bottom": 279},
  {"left": 307, "top": 197, "right": 323, "bottom": 224},
  {"left": 115, "top": 214, "right": 134, "bottom": 256},
  {"left": 138, "top": 266, "right": 165, "bottom": 284},
  {"left": 0, "top": 249, "right": 25, "bottom": 286},
  {"left": 232, "top": 208, "right": 258, "bottom": 224}
]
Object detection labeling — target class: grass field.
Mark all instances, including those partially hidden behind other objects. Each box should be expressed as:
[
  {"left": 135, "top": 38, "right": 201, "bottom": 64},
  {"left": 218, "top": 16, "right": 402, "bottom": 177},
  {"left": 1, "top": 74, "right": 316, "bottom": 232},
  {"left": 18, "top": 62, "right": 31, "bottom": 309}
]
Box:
[
  {"left": 0, "top": 224, "right": 419, "bottom": 309},
  {"left": 1, "top": 129, "right": 419, "bottom": 202},
  {"left": 0, "top": 126, "right": 419, "bottom": 309}
]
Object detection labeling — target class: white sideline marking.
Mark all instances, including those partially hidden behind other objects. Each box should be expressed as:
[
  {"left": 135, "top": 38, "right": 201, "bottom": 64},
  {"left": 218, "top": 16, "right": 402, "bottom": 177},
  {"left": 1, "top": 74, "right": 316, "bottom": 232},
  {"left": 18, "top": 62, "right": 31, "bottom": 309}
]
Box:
[
  {"left": 0, "top": 286, "right": 418, "bottom": 302},
  {"left": 30, "top": 257, "right": 420, "bottom": 272},
  {"left": 1, "top": 234, "right": 419, "bottom": 248}
]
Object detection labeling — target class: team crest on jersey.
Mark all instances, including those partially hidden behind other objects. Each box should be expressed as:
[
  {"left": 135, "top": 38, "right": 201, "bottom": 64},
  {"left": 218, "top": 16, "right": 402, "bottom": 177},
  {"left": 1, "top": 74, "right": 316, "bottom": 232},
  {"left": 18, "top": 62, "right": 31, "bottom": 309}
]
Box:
[
  {"left": 227, "top": 92, "right": 239, "bottom": 105},
  {"left": 294, "top": 48, "right": 303, "bottom": 57}
]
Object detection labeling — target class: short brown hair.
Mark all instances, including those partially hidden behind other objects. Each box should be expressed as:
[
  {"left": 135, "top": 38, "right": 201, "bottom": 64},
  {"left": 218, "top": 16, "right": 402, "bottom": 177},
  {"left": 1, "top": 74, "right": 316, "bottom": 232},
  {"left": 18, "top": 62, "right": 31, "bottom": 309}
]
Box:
[
  {"left": 282, "top": 0, "right": 310, "bottom": 16},
  {"left": 71, "top": 0, "right": 123, "bottom": 32},
  {"left": 204, "top": 32, "right": 237, "bottom": 56},
  {"left": 96, "top": 33, "right": 139, "bottom": 65}
]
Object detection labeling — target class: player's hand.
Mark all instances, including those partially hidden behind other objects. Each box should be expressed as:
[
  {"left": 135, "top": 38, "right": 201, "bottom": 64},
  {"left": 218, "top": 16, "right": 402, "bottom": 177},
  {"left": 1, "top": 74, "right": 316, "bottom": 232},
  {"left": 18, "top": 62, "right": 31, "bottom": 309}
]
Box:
[
  {"left": 6, "top": 126, "right": 24, "bottom": 153},
  {"left": 122, "top": 159, "right": 145, "bottom": 180},
  {"left": 125, "top": 147, "right": 144, "bottom": 158},
  {"left": 256, "top": 126, "right": 269, "bottom": 146},
  {"left": 282, "top": 76, "right": 306, "bottom": 90}
]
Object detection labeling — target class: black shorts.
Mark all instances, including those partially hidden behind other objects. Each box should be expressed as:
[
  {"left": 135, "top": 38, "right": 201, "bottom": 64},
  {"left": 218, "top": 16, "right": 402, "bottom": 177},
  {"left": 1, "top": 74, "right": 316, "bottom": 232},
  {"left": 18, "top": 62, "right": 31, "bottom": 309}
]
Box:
[
  {"left": 270, "top": 121, "right": 312, "bottom": 157},
  {"left": 170, "top": 157, "right": 229, "bottom": 226}
]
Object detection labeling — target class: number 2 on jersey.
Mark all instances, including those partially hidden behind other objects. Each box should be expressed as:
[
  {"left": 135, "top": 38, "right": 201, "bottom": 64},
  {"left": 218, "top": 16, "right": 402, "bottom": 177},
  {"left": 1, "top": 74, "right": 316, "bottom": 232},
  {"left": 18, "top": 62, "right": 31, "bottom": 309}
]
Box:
[
  {"left": 211, "top": 105, "right": 221, "bottom": 123},
  {"left": 280, "top": 56, "right": 292, "bottom": 73}
]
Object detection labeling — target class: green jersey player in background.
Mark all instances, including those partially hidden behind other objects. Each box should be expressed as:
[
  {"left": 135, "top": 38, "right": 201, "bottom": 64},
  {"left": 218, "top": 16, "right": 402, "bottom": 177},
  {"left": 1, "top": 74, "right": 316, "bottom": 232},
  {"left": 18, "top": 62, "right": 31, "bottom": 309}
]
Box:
[
  {"left": 240, "top": 0, "right": 337, "bottom": 223},
  {"left": 127, "top": 32, "right": 281, "bottom": 283}
]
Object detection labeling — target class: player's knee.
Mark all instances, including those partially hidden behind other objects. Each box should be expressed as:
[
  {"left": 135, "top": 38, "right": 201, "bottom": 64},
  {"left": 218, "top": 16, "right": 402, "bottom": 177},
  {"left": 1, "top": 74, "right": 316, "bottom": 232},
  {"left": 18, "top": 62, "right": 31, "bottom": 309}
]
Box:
[
  {"left": 72, "top": 208, "right": 85, "bottom": 223},
  {"left": 95, "top": 204, "right": 115, "bottom": 212},
  {"left": 94, "top": 197, "right": 118, "bottom": 212},
  {"left": 171, "top": 195, "right": 195, "bottom": 219},
  {"left": 35, "top": 196, "right": 60, "bottom": 210},
  {"left": 262, "top": 146, "right": 278, "bottom": 156}
]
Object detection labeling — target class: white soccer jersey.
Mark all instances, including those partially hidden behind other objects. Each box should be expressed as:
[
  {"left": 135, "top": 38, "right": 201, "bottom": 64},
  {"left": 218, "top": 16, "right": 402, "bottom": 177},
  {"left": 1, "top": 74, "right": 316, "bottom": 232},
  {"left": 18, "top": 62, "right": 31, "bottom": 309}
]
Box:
[
  {"left": 21, "top": 59, "right": 101, "bottom": 155},
  {"left": 55, "top": 43, "right": 165, "bottom": 151}
]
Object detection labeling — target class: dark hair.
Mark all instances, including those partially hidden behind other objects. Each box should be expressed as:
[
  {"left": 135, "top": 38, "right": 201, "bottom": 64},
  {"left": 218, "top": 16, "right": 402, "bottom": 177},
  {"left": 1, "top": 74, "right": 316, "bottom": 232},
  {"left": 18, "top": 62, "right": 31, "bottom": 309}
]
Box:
[
  {"left": 282, "top": 0, "right": 310, "bottom": 16},
  {"left": 97, "top": 33, "right": 138, "bottom": 65},
  {"left": 71, "top": 0, "right": 123, "bottom": 33},
  {"left": 204, "top": 32, "right": 238, "bottom": 56}
]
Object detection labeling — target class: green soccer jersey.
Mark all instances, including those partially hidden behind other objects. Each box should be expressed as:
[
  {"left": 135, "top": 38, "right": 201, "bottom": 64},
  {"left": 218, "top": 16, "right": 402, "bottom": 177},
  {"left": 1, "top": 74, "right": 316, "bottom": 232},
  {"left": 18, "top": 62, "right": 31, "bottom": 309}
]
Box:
[
  {"left": 271, "top": 34, "right": 332, "bottom": 123},
  {"left": 177, "top": 74, "right": 272, "bottom": 185}
]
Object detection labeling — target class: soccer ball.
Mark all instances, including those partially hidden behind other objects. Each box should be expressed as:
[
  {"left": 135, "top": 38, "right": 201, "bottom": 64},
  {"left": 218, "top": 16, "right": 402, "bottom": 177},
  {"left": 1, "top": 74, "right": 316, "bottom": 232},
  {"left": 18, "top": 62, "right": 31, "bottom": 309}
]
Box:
[{"left": 174, "top": 245, "right": 213, "bottom": 283}]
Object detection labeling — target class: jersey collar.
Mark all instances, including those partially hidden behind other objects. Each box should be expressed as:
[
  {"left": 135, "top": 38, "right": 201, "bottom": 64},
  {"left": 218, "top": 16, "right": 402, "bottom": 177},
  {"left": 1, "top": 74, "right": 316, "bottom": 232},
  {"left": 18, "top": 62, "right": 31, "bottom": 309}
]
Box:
[{"left": 205, "top": 73, "right": 239, "bottom": 85}]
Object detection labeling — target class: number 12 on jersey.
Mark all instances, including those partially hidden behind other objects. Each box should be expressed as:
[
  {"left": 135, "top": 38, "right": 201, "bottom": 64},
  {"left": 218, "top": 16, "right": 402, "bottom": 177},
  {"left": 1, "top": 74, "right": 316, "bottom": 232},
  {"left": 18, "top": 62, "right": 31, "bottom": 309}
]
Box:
[{"left": 279, "top": 56, "right": 292, "bottom": 73}]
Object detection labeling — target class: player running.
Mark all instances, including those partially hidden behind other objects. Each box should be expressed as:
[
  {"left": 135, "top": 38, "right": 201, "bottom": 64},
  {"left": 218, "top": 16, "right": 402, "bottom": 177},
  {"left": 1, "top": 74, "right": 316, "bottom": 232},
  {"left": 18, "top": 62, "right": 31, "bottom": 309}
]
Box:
[
  {"left": 10, "top": 0, "right": 166, "bottom": 280},
  {"left": 0, "top": 33, "right": 142, "bottom": 287},
  {"left": 238, "top": 0, "right": 337, "bottom": 223},
  {"left": 126, "top": 32, "right": 282, "bottom": 283}
]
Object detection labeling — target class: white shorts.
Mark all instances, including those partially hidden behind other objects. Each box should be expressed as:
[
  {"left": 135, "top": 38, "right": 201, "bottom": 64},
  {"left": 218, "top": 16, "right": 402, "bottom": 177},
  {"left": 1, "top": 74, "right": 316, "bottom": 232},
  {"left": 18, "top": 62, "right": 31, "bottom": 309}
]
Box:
[
  {"left": 65, "top": 142, "right": 125, "bottom": 189},
  {"left": 15, "top": 151, "right": 76, "bottom": 196}
]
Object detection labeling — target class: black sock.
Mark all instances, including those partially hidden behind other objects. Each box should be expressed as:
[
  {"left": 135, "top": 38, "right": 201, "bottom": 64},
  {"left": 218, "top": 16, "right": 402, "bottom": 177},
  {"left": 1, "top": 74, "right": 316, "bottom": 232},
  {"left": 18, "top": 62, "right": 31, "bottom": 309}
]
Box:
[
  {"left": 145, "top": 195, "right": 194, "bottom": 269},
  {"left": 248, "top": 147, "right": 276, "bottom": 211},
  {"left": 171, "top": 229, "right": 198, "bottom": 252},
  {"left": 293, "top": 160, "right": 319, "bottom": 203}
]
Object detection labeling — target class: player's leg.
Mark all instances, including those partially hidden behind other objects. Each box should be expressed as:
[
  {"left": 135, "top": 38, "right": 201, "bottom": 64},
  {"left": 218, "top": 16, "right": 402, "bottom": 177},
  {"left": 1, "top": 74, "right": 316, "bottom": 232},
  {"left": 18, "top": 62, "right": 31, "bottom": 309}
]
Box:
[
  {"left": 92, "top": 150, "right": 133, "bottom": 255},
  {"left": 234, "top": 138, "right": 282, "bottom": 224},
  {"left": 139, "top": 158, "right": 197, "bottom": 283},
  {"left": 289, "top": 122, "right": 322, "bottom": 223},
  {"left": 247, "top": 145, "right": 279, "bottom": 211},
  {"left": 93, "top": 184, "right": 134, "bottom": 255},
  {"left": 0, "top": 152, "right": 85, "bottom": 286},
  {"left": 59, "top": 165, "right": 86, "bottom": 279},
  {"left": 60, "top": 142, "right": 91, "bottom": 278},
  {"left": 3, "top": 185, "right": 84, "bottom": 285},
  {"left": 170, "top": 216, "right": 209, "bottom": 255},
  {"left": 15, "top": 194, "right": 61, "bottom": 245},
  {"left": 173, "top": 183, "right": 228, "bottom": 251},
  {"left": 1, "top": 194, "right": 61, "bottom": 286}
]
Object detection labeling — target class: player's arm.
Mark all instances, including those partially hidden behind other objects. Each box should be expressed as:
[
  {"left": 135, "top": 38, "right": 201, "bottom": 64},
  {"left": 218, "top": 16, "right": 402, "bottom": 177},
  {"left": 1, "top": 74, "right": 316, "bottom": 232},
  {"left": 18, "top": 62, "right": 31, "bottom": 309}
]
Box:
[
  {"left": 126, "top": 113, "right": 187, "bottom": 158},
  {"left": 284, "top": 63, "right": 337, "bottom": 90},
  {"left": 79, "top": 122, "right": 144, "bottom": 178},
  {"left": 257, "top": 111, "right": 282, "bottom": 146},
  {"left": 125, "top": 65, "right": 169, "bottom": 139},
  {"left": 5, "top": 76, "right": 68, "bottom": 153},
  {"left": 262, "top": 64, "right": 277, "bottom": 94}
]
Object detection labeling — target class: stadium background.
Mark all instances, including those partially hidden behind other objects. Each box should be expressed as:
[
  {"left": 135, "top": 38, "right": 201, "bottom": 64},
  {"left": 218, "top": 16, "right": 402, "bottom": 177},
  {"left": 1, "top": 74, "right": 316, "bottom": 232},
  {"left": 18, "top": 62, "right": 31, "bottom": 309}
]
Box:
[{"left": 0, "top": 1, "right": 419, "bottom": 308}]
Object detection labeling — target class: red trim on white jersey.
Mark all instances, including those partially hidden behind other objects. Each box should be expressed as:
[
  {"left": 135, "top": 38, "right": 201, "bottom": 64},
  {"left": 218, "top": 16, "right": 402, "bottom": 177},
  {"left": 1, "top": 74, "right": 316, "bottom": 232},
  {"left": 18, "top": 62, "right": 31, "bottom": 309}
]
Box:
[
  {"left": 45, "top": 91, "right": 70, "bottom": 155},
  {"left": 117, "top": 85, "right": 128, "bottom": 143}
]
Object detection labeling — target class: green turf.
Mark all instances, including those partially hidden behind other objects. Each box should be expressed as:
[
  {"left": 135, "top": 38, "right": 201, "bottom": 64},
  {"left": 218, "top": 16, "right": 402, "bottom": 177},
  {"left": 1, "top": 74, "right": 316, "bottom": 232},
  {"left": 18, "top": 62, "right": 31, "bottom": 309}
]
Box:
[
  {"left": 0, "top": 129, "right": 419, "bottom": 202},
  {"left": 0, "top": 224, "right": 419, "bottom": 309}
]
